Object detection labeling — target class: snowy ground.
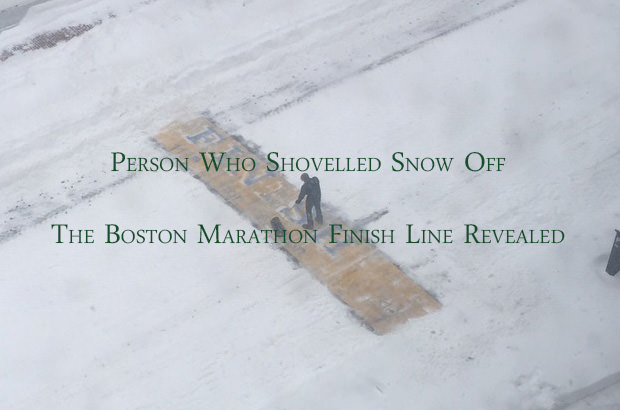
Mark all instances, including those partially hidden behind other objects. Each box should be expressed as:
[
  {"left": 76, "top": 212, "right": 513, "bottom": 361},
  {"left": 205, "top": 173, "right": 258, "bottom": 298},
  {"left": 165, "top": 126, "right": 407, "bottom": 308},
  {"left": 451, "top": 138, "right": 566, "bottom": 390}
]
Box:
[{"left": 1, "top": 0, "right": 619, "bottom": 409}]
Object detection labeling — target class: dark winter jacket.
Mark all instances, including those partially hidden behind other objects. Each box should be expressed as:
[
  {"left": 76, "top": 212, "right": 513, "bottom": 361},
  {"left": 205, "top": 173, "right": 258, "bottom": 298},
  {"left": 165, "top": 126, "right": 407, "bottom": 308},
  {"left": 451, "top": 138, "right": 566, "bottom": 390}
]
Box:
[{"left": 296, "top": 177, "right": 321, "bottom": 204}]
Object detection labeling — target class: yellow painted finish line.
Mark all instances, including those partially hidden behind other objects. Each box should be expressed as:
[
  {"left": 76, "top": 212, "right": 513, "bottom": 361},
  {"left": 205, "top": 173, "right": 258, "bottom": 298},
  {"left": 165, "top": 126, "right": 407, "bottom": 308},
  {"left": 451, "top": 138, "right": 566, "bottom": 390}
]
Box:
[{"left": 155, "top": 115, "right": 440, "bottom": 334}]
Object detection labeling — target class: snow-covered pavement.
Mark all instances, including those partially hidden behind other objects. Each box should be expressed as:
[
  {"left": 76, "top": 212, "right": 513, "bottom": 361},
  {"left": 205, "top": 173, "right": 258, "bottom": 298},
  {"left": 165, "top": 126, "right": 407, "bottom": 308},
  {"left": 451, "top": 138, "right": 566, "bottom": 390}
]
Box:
[{"left": 1, "top": 0, "right": 619, "bottom": 409}]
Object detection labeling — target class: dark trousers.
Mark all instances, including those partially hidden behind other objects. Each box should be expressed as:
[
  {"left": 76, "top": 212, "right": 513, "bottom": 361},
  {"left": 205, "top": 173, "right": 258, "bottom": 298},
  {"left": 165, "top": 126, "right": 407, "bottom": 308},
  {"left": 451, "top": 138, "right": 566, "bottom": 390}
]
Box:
[{"left": 306, "top": 198, "right": 323, "bottom": 227}]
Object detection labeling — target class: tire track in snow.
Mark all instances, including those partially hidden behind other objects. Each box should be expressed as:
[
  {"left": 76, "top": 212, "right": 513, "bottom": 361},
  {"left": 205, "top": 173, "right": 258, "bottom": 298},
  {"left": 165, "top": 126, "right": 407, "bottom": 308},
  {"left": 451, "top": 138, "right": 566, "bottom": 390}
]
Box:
[
  {"left": 233, "top": 0, "right": 528, "bottom": 128},
  {"left": 553, "top": 371, "right": 620, "bottom": 409}
]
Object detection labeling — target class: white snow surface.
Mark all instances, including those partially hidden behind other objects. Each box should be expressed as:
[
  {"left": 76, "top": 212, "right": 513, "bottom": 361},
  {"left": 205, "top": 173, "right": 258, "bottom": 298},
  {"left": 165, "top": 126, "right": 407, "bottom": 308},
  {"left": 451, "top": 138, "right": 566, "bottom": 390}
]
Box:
[
  {"left": 0, "top": 0, "right": 37, "bottom": 11},
  {"left": 1, "top": 0, "right": 619, "bottom": 409}
]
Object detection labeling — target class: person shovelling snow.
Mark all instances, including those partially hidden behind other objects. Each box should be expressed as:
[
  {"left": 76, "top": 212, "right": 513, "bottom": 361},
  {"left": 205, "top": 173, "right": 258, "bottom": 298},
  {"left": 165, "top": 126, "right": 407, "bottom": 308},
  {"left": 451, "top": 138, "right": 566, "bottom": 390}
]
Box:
[{"left": 295, "top": 173, "right": 323, "bottom": 229}]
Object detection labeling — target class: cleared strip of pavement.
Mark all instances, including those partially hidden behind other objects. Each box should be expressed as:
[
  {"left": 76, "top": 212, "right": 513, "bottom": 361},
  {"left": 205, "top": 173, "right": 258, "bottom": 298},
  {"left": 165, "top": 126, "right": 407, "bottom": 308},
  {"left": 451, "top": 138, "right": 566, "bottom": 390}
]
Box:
[{"left": 155, "top": 115, "right": 441, "bottom": 334}]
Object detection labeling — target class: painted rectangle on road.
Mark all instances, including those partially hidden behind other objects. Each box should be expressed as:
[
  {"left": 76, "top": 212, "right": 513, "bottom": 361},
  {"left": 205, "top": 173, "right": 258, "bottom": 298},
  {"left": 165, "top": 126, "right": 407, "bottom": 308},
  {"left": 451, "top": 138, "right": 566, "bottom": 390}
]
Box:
[{"left": 155, "top": 114, "right": 440, "bottom": 334}]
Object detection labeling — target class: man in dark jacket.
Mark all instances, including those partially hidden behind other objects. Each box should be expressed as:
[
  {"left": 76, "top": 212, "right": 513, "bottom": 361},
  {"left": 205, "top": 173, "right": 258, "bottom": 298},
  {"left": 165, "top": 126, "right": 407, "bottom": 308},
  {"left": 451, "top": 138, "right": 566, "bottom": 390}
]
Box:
[{"left": 296, "top": 173, "right": 323, "bottom": 229}]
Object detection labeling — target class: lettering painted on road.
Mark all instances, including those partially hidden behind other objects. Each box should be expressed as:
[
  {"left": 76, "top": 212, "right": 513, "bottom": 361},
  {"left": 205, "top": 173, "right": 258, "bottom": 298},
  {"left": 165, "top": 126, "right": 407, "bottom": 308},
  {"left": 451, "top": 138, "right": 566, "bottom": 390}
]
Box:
[{"left": 155, "top": 114, "right": 440, "bottom": 334}]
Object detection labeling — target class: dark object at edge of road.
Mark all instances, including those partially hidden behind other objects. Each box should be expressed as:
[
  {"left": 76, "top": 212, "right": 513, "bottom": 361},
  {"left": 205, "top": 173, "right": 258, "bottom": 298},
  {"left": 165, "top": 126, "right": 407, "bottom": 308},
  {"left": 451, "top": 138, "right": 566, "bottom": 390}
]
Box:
[{"left": 605, "top": 229, "right": 620, "bottom": 276}]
